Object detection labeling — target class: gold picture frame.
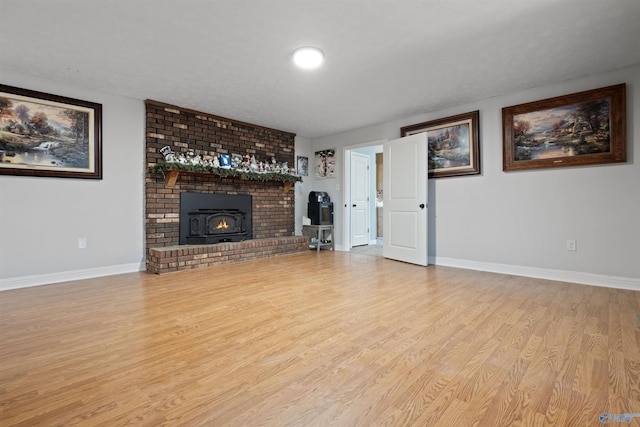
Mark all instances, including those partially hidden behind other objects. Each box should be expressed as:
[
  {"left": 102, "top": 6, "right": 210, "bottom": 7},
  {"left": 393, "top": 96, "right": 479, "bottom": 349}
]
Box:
[
  {"left": 502, "top": 84, "right": 626, "bottom": 172},
  {"left": 0, "top": 84, "right": 102, "bottom": 179},
  {"left": 401, "top": 111, "right": 480, "bottom": 178}
]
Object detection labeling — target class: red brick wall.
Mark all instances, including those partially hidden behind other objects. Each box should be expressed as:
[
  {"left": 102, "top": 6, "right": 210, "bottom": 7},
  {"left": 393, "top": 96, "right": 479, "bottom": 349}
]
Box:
[{"left": 145, "top": 100, "right": 299, "bottom": 259}]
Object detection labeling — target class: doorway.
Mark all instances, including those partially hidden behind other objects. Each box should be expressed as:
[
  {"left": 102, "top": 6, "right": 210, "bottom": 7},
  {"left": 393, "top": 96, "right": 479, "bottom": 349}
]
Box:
[
  {"left": 350, "top": 151, "right": 370, "bottom": 247},
  {"left": 344, "top": 134, "right": 428, "bottom": 266},
  {"left": 343, "top": 141, "right": 384, "bottom": 256}
]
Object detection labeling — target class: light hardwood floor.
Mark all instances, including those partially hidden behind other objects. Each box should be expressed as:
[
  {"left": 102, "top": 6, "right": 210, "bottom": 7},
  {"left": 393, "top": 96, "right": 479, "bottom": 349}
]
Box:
[{"left": 1, "top": 252, "right": 639, "bottom": 426}]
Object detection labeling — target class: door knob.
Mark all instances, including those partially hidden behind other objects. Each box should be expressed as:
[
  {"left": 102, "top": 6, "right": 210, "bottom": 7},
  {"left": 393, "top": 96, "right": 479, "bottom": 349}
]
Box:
[
  {"left": 419, "top": 203, "right": 425, "bottom": 209},
  {"left": 352, "top": 204, "right": 357, "bottom": 207}
]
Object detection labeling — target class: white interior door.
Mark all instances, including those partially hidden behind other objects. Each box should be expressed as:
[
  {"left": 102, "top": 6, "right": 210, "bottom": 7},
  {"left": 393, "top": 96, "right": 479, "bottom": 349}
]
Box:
[
  {"left": 351, "top": 152, "right": 370, "bottom": 247},
  {"left": 383, "top": 133, "right": 428, "bottom": 266}
]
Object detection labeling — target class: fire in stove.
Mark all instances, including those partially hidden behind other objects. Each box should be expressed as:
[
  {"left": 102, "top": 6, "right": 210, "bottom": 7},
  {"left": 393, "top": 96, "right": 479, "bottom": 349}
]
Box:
[
  {"left": 180, "top": 193, "right": 252, "bottom": 245},
  {"left": 187, "top": 208, "right": 247, "bottom": 244}
]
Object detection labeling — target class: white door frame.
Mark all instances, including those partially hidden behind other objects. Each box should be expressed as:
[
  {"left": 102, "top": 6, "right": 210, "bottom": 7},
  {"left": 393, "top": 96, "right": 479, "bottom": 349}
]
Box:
[{"left": 342, "top": 140, "right": 385, "bottom": 251}]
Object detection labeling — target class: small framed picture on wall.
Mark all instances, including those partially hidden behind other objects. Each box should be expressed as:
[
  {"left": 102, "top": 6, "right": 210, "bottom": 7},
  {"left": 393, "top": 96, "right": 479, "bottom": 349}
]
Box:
[
  {"left": 296, "top": 155, "right": 308, "bottom": 176},
  {"left": 315, "top": 149, "right": 335, "bottom": 179}
]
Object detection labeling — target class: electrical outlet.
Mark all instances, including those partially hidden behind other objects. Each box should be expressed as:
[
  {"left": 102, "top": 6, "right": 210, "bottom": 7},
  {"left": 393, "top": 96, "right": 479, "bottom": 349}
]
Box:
[
  {"left": 78, "top": 237, "right": 87, "bottom": 249},
  {"left": 566, "top": 239, "right": 577, "bottom": 251}
]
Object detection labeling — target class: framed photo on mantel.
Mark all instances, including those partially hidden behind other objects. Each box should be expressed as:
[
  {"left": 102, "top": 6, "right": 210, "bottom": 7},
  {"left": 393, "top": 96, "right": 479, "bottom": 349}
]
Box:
[
  {"left": 502, "top": 84, "right": 626, "bottom": 172},
  {"left": 0, "top": 84, "right": 103, "bottom": 179}
]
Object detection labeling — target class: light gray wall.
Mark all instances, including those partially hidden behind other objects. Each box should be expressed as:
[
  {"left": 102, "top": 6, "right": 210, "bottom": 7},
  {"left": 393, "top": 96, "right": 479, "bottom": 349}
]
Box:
[
  {"left": 1, "top": 64, "right": 637, "bottom": 289},
  {"left": 0, "top": 69, "right": 146, "bottom": 288},
  {"left": 305, "top": 64, "right": 639, "bottom": 283},
  {"left": 294, "top": 135, "right": 313, "bottom": 235}
]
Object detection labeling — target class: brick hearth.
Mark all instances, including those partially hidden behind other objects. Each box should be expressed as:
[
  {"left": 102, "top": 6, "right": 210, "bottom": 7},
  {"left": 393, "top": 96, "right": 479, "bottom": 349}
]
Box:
[
  {"left": 147, "top": 236, "right": 309, "bottom": 274},
  {"left": 145, "top": 100, "right": 308, "bottom": 273}
]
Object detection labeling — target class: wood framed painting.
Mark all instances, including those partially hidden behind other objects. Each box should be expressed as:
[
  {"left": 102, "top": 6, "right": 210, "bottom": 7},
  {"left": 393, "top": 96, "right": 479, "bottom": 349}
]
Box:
[
  {"left": 502, "top": 84, "right": 626, "bottom": 172},
  {"left": 401, "top": 110, "right": 480, "bottom": 178},
  {"left": 315, "top": 149, "right": 335, "bottom": 179},
  {"left": 0, "top": 84, "right": 102, "bottom": 179}
]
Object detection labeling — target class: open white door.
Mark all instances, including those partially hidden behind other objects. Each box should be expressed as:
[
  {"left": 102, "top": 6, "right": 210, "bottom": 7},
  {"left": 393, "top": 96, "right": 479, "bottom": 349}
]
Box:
[
  {"left": 350, "top": 151, "right": 370, "bottom": 247},
  {"left": 383, "top": 133, "right": 428, "bottom": 266}
]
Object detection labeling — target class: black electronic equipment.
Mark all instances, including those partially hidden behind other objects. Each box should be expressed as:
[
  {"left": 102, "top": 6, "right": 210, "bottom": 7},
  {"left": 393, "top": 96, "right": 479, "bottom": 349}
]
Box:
[{"left": 308, "top": 191, "right": 333, "bottom": 225}]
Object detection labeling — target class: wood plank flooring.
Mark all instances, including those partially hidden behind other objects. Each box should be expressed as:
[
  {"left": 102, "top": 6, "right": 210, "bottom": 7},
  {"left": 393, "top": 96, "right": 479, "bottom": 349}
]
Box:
[{"left": 1, "top": 252, "right": 639, "bottom": 426}]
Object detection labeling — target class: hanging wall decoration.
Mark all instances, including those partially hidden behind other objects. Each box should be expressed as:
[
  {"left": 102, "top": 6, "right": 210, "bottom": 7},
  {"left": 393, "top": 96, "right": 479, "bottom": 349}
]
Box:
[
  {"left": 502, "top": 84, "right": 626, "bottom": 171},
  {"left": 401, "top": 111, "right": 480, "bottom": 178},
  {"left": 296, "top": 155, "right": 308, "bottom": 176},
  {"left": 315, "top": 149, "right": 336, "bottom": 179},
  {"left": 0, "top": 84, "right": 102, "bottom": 179}
]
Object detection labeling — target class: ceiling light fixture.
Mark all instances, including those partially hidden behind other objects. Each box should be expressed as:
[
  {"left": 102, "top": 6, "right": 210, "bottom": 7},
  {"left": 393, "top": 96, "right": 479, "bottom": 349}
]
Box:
[{"left": 292, "top": 47, "right": 324, "bottom": 69}]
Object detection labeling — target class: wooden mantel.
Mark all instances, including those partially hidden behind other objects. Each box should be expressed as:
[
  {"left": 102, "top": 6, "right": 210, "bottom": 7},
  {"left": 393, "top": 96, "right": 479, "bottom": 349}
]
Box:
[{"left": 152, "top": 162, "right": 301, "bottom": 191}]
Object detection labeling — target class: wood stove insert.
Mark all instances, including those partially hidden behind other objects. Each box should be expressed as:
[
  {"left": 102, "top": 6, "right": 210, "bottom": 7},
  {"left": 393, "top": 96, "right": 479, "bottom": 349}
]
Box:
[
  {"left": 187, "top": 209, "right": 246, "bottom": 244},
  {"left": 180, "top": 192, "right": 252, "bottom": 245}
]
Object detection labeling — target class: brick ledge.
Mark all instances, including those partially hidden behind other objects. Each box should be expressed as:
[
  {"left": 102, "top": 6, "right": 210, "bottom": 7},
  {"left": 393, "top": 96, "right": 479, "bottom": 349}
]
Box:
[{"left": 147, "top": 236, "right": 309, "bottom": 274}]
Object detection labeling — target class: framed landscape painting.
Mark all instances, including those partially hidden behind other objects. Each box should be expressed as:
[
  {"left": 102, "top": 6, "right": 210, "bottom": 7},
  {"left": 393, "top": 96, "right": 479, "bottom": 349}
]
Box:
[
  {"left": 401, "top": 111, "right": 480, "bottom": 179},
  {"left": 0, "top": 84, "right": 102, "bottom": 179},
  {"left": 502, "top": 84, "right": 626, "bottom": 172}
]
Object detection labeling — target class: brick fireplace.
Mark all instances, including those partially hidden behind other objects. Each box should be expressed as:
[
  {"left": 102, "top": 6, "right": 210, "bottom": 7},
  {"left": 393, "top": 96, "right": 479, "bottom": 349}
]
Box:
[{"left": 145, "top": 100, "right": 308, "bottom": 274}]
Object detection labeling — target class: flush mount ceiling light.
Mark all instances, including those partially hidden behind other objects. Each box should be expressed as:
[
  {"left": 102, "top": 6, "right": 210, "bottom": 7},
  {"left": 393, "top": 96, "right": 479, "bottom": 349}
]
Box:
[{"left": 292, "top": 47, "right": 324, "bottom": 69}]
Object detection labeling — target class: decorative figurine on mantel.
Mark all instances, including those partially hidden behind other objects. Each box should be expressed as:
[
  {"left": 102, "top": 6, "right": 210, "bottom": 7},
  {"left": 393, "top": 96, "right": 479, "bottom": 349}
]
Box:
[
  {"left": 154, "top": 145, "right": 301, "bottom": 184},
  {"left": 160, "top": 146, "right": 177, "bottom": 162},
  {"left": 242, "top": 153, "right": 252, "bottom": 170},
  {"left": 188, "top": 152, "right": 202, "bottom": 165},
  {"left": 176, "top": 153, "right": 188, "bottom": 164},
  {"left": 202, "top": 155, "right": 214, "bottom": 166},
  {"left": 249, "top": 155, "right": 259, "bottom": 172}
]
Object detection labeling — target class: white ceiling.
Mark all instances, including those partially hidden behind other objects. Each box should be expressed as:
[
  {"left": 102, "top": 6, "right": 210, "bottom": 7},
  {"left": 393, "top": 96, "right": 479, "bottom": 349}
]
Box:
[{"left": 2, "top": 0, "right": 639, "bottom": 139}]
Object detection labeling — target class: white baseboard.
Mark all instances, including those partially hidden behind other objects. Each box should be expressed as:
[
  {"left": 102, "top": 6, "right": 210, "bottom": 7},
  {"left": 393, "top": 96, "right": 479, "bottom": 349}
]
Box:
[
  {"left": 3, "top": 257, "right": 637, "bottom": 292},
  {"left": 432, "top": 256, "right": 640, "bottom": 291},
  {"left": 339, "top": 248, "right": 639, "bottom": 290},
  {"left": 0, "top": 262, "right": 145, "bottom": 291}
]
